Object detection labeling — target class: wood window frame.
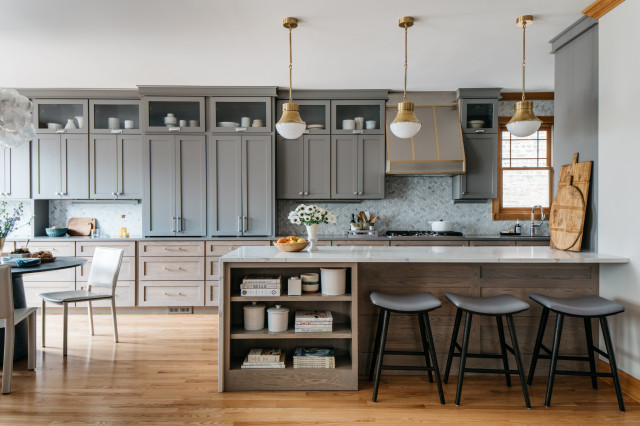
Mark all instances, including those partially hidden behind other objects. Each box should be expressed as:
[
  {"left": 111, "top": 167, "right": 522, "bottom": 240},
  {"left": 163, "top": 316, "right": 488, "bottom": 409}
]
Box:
[{"left": 492, "top": 116, "right": 554, "bottom": 221}]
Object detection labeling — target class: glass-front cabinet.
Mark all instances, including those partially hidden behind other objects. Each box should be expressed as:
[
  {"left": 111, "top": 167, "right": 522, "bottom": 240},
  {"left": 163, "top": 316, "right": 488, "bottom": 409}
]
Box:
[
  {"left": 331, "top": 100, "right": 385, "bottom": 135},
  {"left": 143, "top": 97, "right": 205, "bottom": 133},
  {"left": 90, "top": 100, "right": 141, "bottom": 134},
  {"left": 33, "top": 99, "right": 88, "bottom": 133},
  {"left": 276, "top": 100, "right": 330, "bottom": 135},
  {"left": 211, "top": 97, "right": 272, "bottom": 133},
  {"left": 457, "top": 88, "right": 501, "bottom": 134}
]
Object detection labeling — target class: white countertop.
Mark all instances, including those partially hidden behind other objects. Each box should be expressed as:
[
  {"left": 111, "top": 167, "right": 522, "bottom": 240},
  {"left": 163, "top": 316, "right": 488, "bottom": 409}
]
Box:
[{"left": 220, "top": 246, "right": 629, "bottom": 264}]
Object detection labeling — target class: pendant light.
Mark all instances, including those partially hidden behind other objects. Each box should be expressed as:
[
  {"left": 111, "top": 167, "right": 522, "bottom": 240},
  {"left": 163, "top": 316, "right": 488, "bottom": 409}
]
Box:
[
  {"left": 506, "top": 15, "right": 542, "bottom": 137},
  {"left": 276, "top": 17, "right": 306, "bottom": 140},
  {"left": 390, "top": 16, "right": 421, "bottom": 139}
]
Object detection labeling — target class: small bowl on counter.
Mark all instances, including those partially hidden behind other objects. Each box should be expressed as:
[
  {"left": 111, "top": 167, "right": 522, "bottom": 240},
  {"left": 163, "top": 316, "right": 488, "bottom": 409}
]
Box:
[{"left": 45, "top": 227, "right": 68, "bottom": 237}]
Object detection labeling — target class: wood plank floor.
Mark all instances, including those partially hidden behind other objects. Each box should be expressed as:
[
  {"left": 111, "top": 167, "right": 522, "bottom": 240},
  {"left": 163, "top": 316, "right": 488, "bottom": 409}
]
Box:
[{"left": 0, "top": 313, "right": 638, "bottom": 425}]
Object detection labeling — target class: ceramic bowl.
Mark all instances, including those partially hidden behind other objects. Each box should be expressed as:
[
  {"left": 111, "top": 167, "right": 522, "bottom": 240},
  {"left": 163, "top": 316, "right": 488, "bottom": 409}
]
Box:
[
  {"left": 45, "top": 227, "right": 68, "bottom": 237},
  {"left": 47, "top": 123, "right": 63, "bottom": 130},
  {"left": 468, "top": 120, "right": 485, "bottom": 129},
  {"left": 218, "top": 122, "right": 240, "bottom": 127},
  {"left": 274, "top": 241, "right": 309, "bottom": 252}
]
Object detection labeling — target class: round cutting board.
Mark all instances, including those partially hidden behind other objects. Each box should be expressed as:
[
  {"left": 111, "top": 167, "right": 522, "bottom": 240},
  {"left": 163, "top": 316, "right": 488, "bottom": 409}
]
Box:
[{"left": 550, "top": 184, "right": 585, "bottom": 250}]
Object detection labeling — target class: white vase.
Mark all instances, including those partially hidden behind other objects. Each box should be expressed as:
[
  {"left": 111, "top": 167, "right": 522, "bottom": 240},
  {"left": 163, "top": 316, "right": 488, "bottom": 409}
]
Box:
[{"left": 306, "top": 224, "right": 319, "bottom": 252}]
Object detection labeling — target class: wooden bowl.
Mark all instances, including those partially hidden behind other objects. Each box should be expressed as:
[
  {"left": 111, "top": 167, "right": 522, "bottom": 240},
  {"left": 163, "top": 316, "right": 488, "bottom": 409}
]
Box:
[{"left": 274, "top": 241, "right": 309, "bottom": 252}]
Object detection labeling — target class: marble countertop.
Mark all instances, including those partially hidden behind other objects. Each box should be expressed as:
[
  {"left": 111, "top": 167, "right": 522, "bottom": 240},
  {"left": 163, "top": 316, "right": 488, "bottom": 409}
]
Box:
[{"left": 220, "top": 246, "right": 628, "bottom": 264}]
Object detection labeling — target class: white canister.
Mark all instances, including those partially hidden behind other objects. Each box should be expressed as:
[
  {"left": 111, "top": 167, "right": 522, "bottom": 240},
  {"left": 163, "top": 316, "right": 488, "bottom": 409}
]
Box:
[
  {"left": 320, "top": 268, "right": 346, "bottom": 295},
  {"left": 240, "top": 117, "right": 251, "bottom": 128},
  {"left": 243, "top": 301, "right": 265, "bottom": 331},
  {"left": 124, "top": 119, "right": 135, "bottom": 129},
  {"left": 108, "top": 117, "right": 120, "bottom": 130},
  {"left": 301, "top": 272, "right": 320, "bottom": 293},
  {"left": 179, "top": 119, "right": 187, "bottom": 127},
  {"left": 288, "top": 276, "right": 302, "bottom": 296},
  {"left": 342, "top": 119, "right": 355, "bottom": 130},
  {"left": 267, "top": 304, "right": 289, "bottom": 332}
]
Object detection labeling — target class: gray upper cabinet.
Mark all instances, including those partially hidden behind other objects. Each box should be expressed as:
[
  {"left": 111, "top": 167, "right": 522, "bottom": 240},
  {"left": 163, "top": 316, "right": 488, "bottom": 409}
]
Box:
[
  {"left": 277, "top": 134, "right": 331, "bottom": 199},
  {"left": 211, "top": 97, "right": 272, "bottom": 133},
  {"left": 276, "top": 100, "right": 330, "bottom": 134},
  {"left": 143, "top": 134, "right": 206, "bottom": 236},
  {"left": 33, "top": 99, "right": 88, "bottom": 134},
  {"left": 457, "top": 88, "right": 501, "bottom": 135},
  {"left": 0, "top": 143, "right": 30, "bottom": 199},
  {"left": 452, "top": 134, "right": 497, "bottom": 200},
  {"left": 331, "top": 134, "right": 384, "bottom": 200},
  {"left": 90, "top": 134, "right": 142, "bottom": 199},
  {"left": 359, "top": 134, "right": 385, "bottom": 199},
  {"left": 331, "top": 100, "right": 385, "bottom": 135},
  {"left": 32, "top": 134, "right": 88, "bottom": 199},
  {"left": 90, "top": 99, "right": 141, "bottom": 134},
  {"left": 208, "top": 135, "right": 273, "bottom": 236},
  {"left": 143, "top": 97, "right": 205, "bottom": 133}
]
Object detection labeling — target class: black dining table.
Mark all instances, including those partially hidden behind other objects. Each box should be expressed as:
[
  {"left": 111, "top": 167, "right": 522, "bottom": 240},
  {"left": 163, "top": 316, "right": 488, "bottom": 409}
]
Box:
[{"left": 1, "top": 256, "right": 87, "bottom": 362}]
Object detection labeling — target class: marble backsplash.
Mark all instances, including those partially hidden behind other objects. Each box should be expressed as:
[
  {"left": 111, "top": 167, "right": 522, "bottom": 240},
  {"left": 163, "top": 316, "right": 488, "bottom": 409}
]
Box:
[
  {"left": 4, "top": 200, "right": 34, "bottom": 239},
  {"left": 49, "top": 200, "right": 143, "bottom": 237}
]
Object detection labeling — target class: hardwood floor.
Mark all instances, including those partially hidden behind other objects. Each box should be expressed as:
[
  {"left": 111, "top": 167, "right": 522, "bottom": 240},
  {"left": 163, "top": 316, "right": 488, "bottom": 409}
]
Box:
[{"left": 0, "top": 313, "right": 638, "bottom": 425}]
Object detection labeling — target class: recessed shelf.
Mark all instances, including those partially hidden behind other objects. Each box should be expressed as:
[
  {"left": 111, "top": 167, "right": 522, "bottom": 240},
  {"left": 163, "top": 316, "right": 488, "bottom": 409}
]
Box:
[
  {"left": 230, "top": 293, "right": 352, "bottom": 302},
  {"left": 230, "top": 324, "right": 352, "bottom": 340}
]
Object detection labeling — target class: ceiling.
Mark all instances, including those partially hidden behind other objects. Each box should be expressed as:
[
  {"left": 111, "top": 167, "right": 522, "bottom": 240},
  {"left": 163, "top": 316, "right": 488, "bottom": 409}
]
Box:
[{"left": 0, "top": 0, "right": 590, "bottom": 91}]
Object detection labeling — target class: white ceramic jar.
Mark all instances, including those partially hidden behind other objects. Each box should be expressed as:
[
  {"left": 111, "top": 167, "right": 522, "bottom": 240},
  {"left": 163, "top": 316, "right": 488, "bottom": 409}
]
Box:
[
  {"left": 320, "top": 268, "right": 346, "bottom": 295},
  {"left": 243, "top": 301, "right": 265, "bottom": 331},
  {"left": 267, "top": 304, "right": 289, "bottom": 332}
]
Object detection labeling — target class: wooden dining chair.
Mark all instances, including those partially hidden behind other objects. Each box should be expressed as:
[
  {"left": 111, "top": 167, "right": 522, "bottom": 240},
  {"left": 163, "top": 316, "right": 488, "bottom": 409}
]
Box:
[
  {"left": 0, "top": 264, "right": 36, "bottom": 394},
  {"left": 39, "top": 248, "right": 123, "bottom": 356}
]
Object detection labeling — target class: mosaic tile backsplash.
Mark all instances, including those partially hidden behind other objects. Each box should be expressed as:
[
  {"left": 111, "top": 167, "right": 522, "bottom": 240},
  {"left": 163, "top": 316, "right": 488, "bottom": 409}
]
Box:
[
  {"left": 277, "top": 176, "right": 549, "bottom": 237},
  {"left": 49, "top": 200, "right": 143, "bottom": 237}
]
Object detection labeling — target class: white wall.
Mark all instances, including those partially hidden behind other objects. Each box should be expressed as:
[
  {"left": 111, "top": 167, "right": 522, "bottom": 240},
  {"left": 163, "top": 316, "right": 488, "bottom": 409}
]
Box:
[{"left": 598, "top": 0, "right": 640, "bottom": 379}]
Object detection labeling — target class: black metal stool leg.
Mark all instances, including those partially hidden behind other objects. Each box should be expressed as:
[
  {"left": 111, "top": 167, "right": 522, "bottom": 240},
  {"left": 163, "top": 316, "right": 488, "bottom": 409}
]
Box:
[
  {"left": 527, "top": 307, "right": 549, "bottom": 385},
  {"left": 368, "top": 309, "right": 385, "bottom": 381},
  {"left": 496, "top": 315, "right": 511, "bottom": 387},
  {"left": 545, "top": 313, "right": 564, "bottom": 407},
  {"left": 444, "top": 308, "right": 463, "bottom": 384},
  {"left": 372, "top": 309, "right": 390, "bottom": 402},
  {"left": 455, "top": 311, "right": 473, "bottom": 406},
  {"left": 506, "top": 314, "right": 531, "bottom": 409},
  {"left": 600, "top": 316, "right": 625, "bottom": 412},
  {"left": 584, "top": 317, "right": 598, "bottom": 390},
  {"left": 423, "top": 313, "right": 445, "bottom": 405},
  {"left": 418, "top": 313, "right": 434, "bottom": 383}
]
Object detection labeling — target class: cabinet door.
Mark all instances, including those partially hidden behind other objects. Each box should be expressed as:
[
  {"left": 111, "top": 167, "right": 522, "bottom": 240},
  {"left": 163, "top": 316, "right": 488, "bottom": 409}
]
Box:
[
  {"left": 144, "top": 135, "right": 177, "bottom": 236},
  {"left": 118, "top": 134, "right": 142, "bottom": 199},
  {"left": 61, "top": 134, "right": 89, "bottom": 199},
  {"left": 331, "top": 135, "right": 358, "bottom": 199},
  {"left": 3, "top": 143, "right": 30, "bottom": 199},
  {"left": 453, "top": 134, "right": 497, "bottom": 199},
  {"left": 304, "top": 135, "right": 331, "bottom": 199},
  {"left": 207, "top": 136, "right": 242, "bottom": 236},
  {"left": 358, "top": 135, "right": 385, "bottom": 199},
  {"left": 31, "top": 134, "right": 62, "bottom": 199},
  {"left": 175, "top": 135, "right": 206, "bottom": 236},
  {"left": 90, "top": 134, "right": 118, "bottom": 199},
  {"left": 276, "top": 136, "right": 304, "bottom": 199},
  {"left": 242, "top": 135, "right": 273, "bottom": 236}
]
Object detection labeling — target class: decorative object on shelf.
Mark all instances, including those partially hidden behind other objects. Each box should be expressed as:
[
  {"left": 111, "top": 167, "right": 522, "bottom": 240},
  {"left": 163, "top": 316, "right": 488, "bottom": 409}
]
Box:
[
  {"left": 241, "top": 274, "right": 282, "bottom": 296},
  {"left": 251, "top": 119, "right": 263, "bottom": 127},
  {"left": 295, "top": 310, "right": 333, "bottom": 332},
  {"left": 365, "top": 120, "right": 376, "bottom": 130},
  {"left": 164, "top": 113, "right": 177, "bottom": 126},
  {"left": 242, "top": 349, "right": 285, "bottom": 369},
  {"left": 124, "top": 119, "right": 134, "bottom": 129},
  {"left": 267, "top": 304, "right": 289, "bottom": 332},
  {"left": 0, "top": 202, "right": 29, "bottom": 252},
  {"left": 390, "top": 16, "right": 421, "bottom": 139},
  {"left": 0, "top": 88, "right": 36, "bottom": 148},
  {"left": 287, "top": 276, "right": 302, "bottom": 296},
  {"left": 189, "top": 119, "right": 198, "bottom": 127},
  {"left": 342, "top": 119, "right": 355, "bottom": 130},
  {"left": 320, "top": 268, "right": 346, "bottom": 296},
  {"left": 240, "top": 117, "right": 251, "bottom": 128},
  {"left": 275, "top": 17, "right": 306, "bottom": 139},
  {"left": 108, "top": 117, "right": 120, "bottom": 130},
  {"left": 506, "top": 15, "right": 542, "bottom": 137},
  {"left": 45, "top": 227, "right": 67, "bottom": 237},
  {"left": 47, "top": 122, "right": 62, "bottom": 130},
  {"left": 243, "top": 302, "right": 266, "bottom": 330},
  {"left": 74, "top": 115, "right": 84, "bottom": 129},
  {"left": 179, "top": 119, "right": 187, "bottom": 127},
  {"left": 300, "top": 273, "right": 320, "bottom": 293},
  {"left": 354, "top": 117, "right": 364, "bottom": 130},
  {"left": 293, "top": 347, "right": 336, "bottom": 368},
  {"left": 287, "top": 204, "right": 337, "bottom": 251},
  {"left": 64, "top": 119, "right": 77, "bottom": 130}
]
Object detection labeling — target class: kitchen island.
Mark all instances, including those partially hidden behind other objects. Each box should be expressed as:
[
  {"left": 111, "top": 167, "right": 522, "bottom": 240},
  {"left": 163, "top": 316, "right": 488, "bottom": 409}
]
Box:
[{"left": 218, "top": 245, "right": 627, "bottom": 392}]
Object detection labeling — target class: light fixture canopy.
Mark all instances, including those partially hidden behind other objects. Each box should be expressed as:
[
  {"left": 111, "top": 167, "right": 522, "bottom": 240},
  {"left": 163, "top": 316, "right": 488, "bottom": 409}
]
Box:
[
  {"left": 390, "top": 16, "right": 421, "bottom": 139},
  {"left": 506, "top": 15, "right": 541, "bottom": 137},
  {"left": 275, "top": 17, "right": 306, "bottom": 140}
]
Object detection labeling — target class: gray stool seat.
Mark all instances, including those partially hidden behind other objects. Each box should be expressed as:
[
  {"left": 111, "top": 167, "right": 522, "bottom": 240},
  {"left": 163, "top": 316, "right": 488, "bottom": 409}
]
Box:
[
  {"left": 445, "top": 293, "right": 529, "bottom": 315},
  {"left": 529, "top": 294, "right": 624, "bottom": 317},
  {"left": 370, "top": 291, "right": 441, "bottom": 312}
]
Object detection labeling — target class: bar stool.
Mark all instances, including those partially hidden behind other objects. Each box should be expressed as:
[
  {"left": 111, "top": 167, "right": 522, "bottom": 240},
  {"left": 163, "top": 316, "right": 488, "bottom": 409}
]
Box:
[
  {"left": 443, "top": 293, "right": 531, "bottom": 408},
  {"left": 527, "top": 294, "right": 625, "bottom": 412},
  {"left": 368, "top": 291, "right": 445, "bottom": 404}
]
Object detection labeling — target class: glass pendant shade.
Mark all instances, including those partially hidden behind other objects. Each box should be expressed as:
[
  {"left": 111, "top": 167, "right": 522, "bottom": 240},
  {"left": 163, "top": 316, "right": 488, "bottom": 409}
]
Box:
[
  {"left": 276, "top": 102, "right": 306, "bottom": 139},
  {"left": 390, "top": 101, "right": 421, "bottom": 139},
  {"left": 506, "top": 100, "right": 541, "bottom": 137}
]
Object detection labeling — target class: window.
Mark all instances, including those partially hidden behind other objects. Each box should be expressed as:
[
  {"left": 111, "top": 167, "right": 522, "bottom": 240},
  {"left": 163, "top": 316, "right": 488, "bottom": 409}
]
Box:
[{"left": 492, "top": 121, "right": 553, "bottom": 220}]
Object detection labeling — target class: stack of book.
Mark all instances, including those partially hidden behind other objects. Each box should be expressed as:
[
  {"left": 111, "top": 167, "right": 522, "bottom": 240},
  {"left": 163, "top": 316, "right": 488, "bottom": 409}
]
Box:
[
  {"left": 241, "top": 348, "right": 285, "bottom": 369},
  {"left": 294, "top": 310, "right": 333, "bottom": 332},
  {"left": 293, "top": 347, "right": 335, "bottom": 369},
  {"left": 240, "top": 275, "right": 282, "bottom": 296}
]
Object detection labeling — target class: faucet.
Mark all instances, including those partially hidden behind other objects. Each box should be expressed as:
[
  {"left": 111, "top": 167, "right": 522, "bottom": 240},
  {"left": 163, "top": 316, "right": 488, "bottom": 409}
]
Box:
[{"left": 530, "top": 205, "right": 546, "bottom": 236}]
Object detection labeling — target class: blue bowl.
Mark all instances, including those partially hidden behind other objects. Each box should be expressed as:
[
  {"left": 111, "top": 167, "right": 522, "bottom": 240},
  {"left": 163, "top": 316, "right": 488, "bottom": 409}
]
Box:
[{"left": 45, "top": 227, "right": 67, "bottom": 237}]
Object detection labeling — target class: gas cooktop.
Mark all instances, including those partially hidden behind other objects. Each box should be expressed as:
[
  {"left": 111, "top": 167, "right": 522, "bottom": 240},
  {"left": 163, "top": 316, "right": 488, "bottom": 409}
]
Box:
[{"left": 385, "top": 230, "right": 464, "bottom": 237}]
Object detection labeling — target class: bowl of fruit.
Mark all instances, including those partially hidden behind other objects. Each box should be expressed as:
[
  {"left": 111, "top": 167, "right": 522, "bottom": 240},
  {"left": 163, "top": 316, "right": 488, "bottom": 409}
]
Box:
[
  {"left": 274, "top": 236, "right": 309, "bottom": 252},
  {"left": 9, "top": 248, "right": 31, "bottom": 258}
]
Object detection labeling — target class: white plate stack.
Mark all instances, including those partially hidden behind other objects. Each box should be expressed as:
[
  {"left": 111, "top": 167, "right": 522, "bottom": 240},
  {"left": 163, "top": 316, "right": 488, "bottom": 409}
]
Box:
[{"left": 295, "top": 310, "right": 333, "bottom": 333}]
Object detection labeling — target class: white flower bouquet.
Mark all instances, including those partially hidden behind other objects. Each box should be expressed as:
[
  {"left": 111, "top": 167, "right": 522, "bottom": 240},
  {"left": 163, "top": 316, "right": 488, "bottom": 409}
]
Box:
[{"left": 288, "top": 204, "right": 337, "bottom": 226}]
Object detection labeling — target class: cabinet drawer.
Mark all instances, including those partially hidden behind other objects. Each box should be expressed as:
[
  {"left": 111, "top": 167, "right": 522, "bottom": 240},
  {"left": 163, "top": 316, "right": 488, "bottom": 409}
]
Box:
[
  {"left": 469, "top": 241, "right": 515, "bottom": 247},
  {"left": 139, "top": 257, "right": 204, "bottom": 281},
  {"left": 206, "top": 258, "right": 220, "bottom": 280},
  {"left": 331, "top": 240, "right": 390, "bottom": 246},
  {"left": 77, "top": 256, "right": 136, "bottom": 282},
  {"left": 389, "top": 241, "right": 470, "bottom": 246},
  {"left": 21, "top": 267, "right": 76, "bottom": 282},
  {"left": 76, "top": 281, "right": 135, "bottom": 307},
  {"left": 76, "top": 241, "right": 136, "bottom": 257},
  {"left": 139, "top": 241, "right": 204, "bottom": 257},
  {"left": 23, "top": 242, "right": 75, "bottom": 257},
  {"left": 23, "top": 282, "right": 75, "bottom": 307},
  {"left": 515, "top": 240, "right": 550, "bottom": 246},
  {"left": 205, "top": 281, "right": 219, "bottom": 307},
  {"left": 138, "top": 281, "right": 204, "bottom": 306},
  {"left": 206, "top": 241, "right": 270, "bottom": 256}
]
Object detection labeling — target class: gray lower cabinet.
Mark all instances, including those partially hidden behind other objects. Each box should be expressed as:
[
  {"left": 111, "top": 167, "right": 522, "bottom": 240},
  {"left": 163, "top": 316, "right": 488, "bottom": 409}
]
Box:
[
  {"left": 143, "top": 134, "right": 206, "bottom": 236},
  {"left": 208, "top": 135, "right": 273, "bottom": 236},
  {"left": 277, "top": 134, "right": 331, "bottom": 199},
  {"left": 90, "top": 134, "right": 142, "bottom": 199},
  {"left": 31, "top": 134, "right": 89, "bottom": 199},
  {"left": 331, "top": 134, "right": 384, "bottom": 199},
  {"left": 1, "top": 143, "right": 30, "bottom": 199},
  {"left": 452, "top": 134, "right": 497, "bottom": 200}
]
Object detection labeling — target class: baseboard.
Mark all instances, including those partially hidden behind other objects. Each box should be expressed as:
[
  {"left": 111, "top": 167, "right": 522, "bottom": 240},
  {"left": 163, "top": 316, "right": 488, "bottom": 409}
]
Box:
[{"left": 599, "top": 359, "right": 640, "bottom": 403}]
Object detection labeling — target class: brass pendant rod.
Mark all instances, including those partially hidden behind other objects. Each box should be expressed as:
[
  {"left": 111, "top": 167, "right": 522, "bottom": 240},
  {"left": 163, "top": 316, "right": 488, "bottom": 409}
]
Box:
[
  {"left": 403, "top": 23, "right": 408, "bottom": 102},
  {"left": 288, "top": 26, "right": 293, "bottom": 104},
  {"left": 521, "top": 21, "right": 526, "bottom": 102}
]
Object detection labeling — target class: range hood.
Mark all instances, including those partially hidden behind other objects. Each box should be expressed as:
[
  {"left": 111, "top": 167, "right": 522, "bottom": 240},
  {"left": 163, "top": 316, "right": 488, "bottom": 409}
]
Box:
[{"left": 386, "top": 92, "right": 465, "bottom": 175}]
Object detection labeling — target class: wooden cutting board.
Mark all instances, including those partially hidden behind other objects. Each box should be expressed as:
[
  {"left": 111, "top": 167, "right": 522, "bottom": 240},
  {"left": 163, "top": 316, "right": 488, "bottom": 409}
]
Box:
[{"left": 67, "top": 217, "right": 96, "bottom": 236}]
